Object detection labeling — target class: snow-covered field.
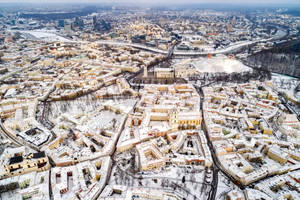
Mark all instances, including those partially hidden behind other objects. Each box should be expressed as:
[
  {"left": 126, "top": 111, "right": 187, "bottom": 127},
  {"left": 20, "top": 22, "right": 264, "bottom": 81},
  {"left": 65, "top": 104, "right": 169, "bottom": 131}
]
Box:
[
  {"left": 20, "top": 30, "right": 71, "bottom": 42},
  {"left": 192, "top": 55, "right": 252, "bottom": 73}
]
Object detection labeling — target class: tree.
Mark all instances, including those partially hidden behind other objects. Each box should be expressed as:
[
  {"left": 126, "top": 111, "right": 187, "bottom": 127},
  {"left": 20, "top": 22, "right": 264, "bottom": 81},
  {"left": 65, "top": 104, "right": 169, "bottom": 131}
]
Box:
[
  {"left": 0, "top": 51, "right": 3, "bottom": 62},
  {"left": 182, "top": 176, "right": 186, "bottom": 183},
  {"left": 190, "top": 173, "right": 196, "bottom": 182}
]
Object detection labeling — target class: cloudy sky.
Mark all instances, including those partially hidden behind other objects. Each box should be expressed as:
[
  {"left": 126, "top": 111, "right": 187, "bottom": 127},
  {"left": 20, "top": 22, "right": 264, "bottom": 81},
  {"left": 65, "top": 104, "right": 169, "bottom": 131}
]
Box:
[{"left": 0, "top": 0, "right": 299, "bottom": 4}]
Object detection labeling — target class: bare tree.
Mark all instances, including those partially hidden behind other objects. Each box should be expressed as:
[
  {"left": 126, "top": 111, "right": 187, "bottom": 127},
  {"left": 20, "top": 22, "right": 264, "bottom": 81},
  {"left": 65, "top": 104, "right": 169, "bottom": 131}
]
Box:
[
  {"left": 182, "top": 176, "right": 186, "bottom": 183},
  {"left": 0, "top": 51, "right": 3, "bottom": 62}
]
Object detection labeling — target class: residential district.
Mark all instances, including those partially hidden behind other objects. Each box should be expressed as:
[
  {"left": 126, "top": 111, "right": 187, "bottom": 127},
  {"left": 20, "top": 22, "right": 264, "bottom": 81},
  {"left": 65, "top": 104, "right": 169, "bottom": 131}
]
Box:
[{"left": 0, "top": 3, "right": 299, "bottom": 200}]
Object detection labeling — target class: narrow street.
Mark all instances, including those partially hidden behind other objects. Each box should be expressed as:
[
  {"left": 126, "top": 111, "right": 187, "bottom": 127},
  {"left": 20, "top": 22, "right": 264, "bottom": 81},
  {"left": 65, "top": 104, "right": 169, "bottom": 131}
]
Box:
[{"left": 195, "top": 85, "right": 219, "bottom": 200}]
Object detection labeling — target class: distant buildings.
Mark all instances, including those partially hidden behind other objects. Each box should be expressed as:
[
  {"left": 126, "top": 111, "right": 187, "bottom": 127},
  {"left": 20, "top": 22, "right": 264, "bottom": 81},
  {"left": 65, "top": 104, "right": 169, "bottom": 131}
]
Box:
[
  {"left": 93, "top": 16, "right": 111, "bottom": 32},
  {"left": 58, "top": 20, "right": 64, "bottom": 28}
]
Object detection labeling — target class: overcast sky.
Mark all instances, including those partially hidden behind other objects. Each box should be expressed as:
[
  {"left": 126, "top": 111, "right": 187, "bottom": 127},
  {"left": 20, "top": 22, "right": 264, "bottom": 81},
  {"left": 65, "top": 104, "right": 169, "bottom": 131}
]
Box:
[{"left": 0, "top": 0, "right": 299, "bottom": 4}]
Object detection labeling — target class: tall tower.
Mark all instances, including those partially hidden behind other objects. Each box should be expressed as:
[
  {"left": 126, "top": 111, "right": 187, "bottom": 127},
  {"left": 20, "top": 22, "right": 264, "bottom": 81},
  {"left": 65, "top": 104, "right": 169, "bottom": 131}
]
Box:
[
  {"left": 143, "top": 66, "right": 148, "bottom": 77},
  {"left": 93, "top": 16, "right": 97, "bottom": 31}
]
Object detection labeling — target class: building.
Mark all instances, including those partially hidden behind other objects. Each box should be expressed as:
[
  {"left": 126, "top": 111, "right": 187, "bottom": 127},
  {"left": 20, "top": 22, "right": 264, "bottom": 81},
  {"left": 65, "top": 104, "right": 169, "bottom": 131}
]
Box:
[
  {"left": 136, "top": 141, "right": 166, "bottom": 171},
  {"left": 51, "top": 157, "right": 111, "bottom": 200},
  {"left": 0, "top": 147, "right": 50, "bottom": 179},
  {"left": 169, "top": 111, "right": 202, "bottom": 130},
  {"left": 267, "top": 145, "right": 288, "bottom": 165},
  {"left": 154, "top": 68, "right": 174, "bottom": 79}
]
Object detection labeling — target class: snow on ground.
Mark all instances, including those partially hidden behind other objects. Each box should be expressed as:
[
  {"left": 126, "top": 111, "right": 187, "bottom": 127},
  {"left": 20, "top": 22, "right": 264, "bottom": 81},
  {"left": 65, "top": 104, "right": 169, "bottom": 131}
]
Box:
[
  {"left": 273, "top": 29, "right": 287, "bottom": 40},
  {"left": 272, "top": 73, "right": 300, "bottom": 111},
  {"left": 215, "top": 172, "right": 241, "bottom": 200},
  {"left": 214, "top": 41, "right": 254, "bottom": 54},
  {"left": 21, "top": 30, "right": 71, "bottom": 42},
  {"left": 84, "top": 110, "right": 121, "bottom": 132},
  {"left": 192, "top": 55, "right": 252, "bottom": 73}
]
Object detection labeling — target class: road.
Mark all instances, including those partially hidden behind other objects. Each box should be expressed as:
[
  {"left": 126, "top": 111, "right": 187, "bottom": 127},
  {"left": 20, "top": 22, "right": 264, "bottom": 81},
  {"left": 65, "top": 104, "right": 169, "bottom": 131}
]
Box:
[
  {"left": 94, "top": 38, "right": 288, "bottom": 57},
  {"left": 194, "top": 85, "right": 219, "bottom": 200},
  {"left": 0, "top": 120, "right": 40, "bottom": 151},
  {"left": 0, "top": 121, "right": 23, "bottom": 147},
  {"left": 18, "top": 26, "right": 291, "bottom": 58},
  {"left": 194, "top": 83, "right": 252, "bottom": 198},
  {"left": 94, "top": 40, "right": 260, "bottom": 56},
  {"left": 127, "top": 41, "right": 176, "bottom": 86},
  {"left": 200, "top": 108, "right": 245, "bottom": 189},
  {"left": 5, "top": 27, "right": 295, "bottom": 199},
  {"left": 63, "top": 40, "right": 169, "bottom": 54},
  {"left": 37, "top": 36, "right": 270, "bottom": 57},
  {"left": 278, "top": 93, "right": 300, "bottom": 121},
  {"left": 196, "top": 83, "right": 300, "bottom": 193}
]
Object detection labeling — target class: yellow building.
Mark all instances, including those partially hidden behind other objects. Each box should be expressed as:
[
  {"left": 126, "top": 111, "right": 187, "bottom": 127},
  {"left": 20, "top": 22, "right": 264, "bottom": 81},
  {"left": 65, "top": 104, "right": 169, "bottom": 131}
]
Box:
[
  {"left": 259, "top": 121, "right": 272, "bottom": 135},
  {"left": 174, "top": 65, "right": 197, "bottom": 78},
  {"left": 170, "top": 111, "right": 202, "bottom": 130},
  {"left": 267, "top": 146, "right": 288, "bottom": 165},
  {"left": 1, "top": 152, "right": 50, "bottom": 179},
  {"left": 154, "top": 68, "right": 174, "bottom": 79}
]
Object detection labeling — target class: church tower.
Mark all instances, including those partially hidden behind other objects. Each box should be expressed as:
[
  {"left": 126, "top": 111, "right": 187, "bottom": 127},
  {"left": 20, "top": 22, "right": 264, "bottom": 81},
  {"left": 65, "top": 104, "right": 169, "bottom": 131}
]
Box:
[{"left": 143, "top": 66, "right": 148, "bottom": 77}]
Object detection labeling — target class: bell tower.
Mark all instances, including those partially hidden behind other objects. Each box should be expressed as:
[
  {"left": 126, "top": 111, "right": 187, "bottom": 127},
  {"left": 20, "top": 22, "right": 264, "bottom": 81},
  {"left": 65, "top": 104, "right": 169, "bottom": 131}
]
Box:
[{"left": 143, "top": 66, "right": 148, "bottom": 77}]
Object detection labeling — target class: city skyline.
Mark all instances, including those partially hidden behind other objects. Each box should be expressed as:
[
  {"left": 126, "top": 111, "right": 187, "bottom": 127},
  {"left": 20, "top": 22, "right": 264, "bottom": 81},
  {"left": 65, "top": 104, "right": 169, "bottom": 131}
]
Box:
[{"left": 0, "top": 0, "right": 300, "bottom": 5}]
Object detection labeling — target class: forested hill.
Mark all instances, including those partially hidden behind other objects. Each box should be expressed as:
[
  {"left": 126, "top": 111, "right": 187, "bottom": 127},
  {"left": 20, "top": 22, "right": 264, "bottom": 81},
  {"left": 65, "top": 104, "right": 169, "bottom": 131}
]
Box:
[{"left": 245, "top": 40, "right": 300, "bottom": 78}]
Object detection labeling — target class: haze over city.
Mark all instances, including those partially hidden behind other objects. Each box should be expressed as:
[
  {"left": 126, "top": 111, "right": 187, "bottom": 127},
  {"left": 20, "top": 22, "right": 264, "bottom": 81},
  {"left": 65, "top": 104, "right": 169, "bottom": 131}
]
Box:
[{"left": 0, "top": 0, "right": 300, "bottom": 5}]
